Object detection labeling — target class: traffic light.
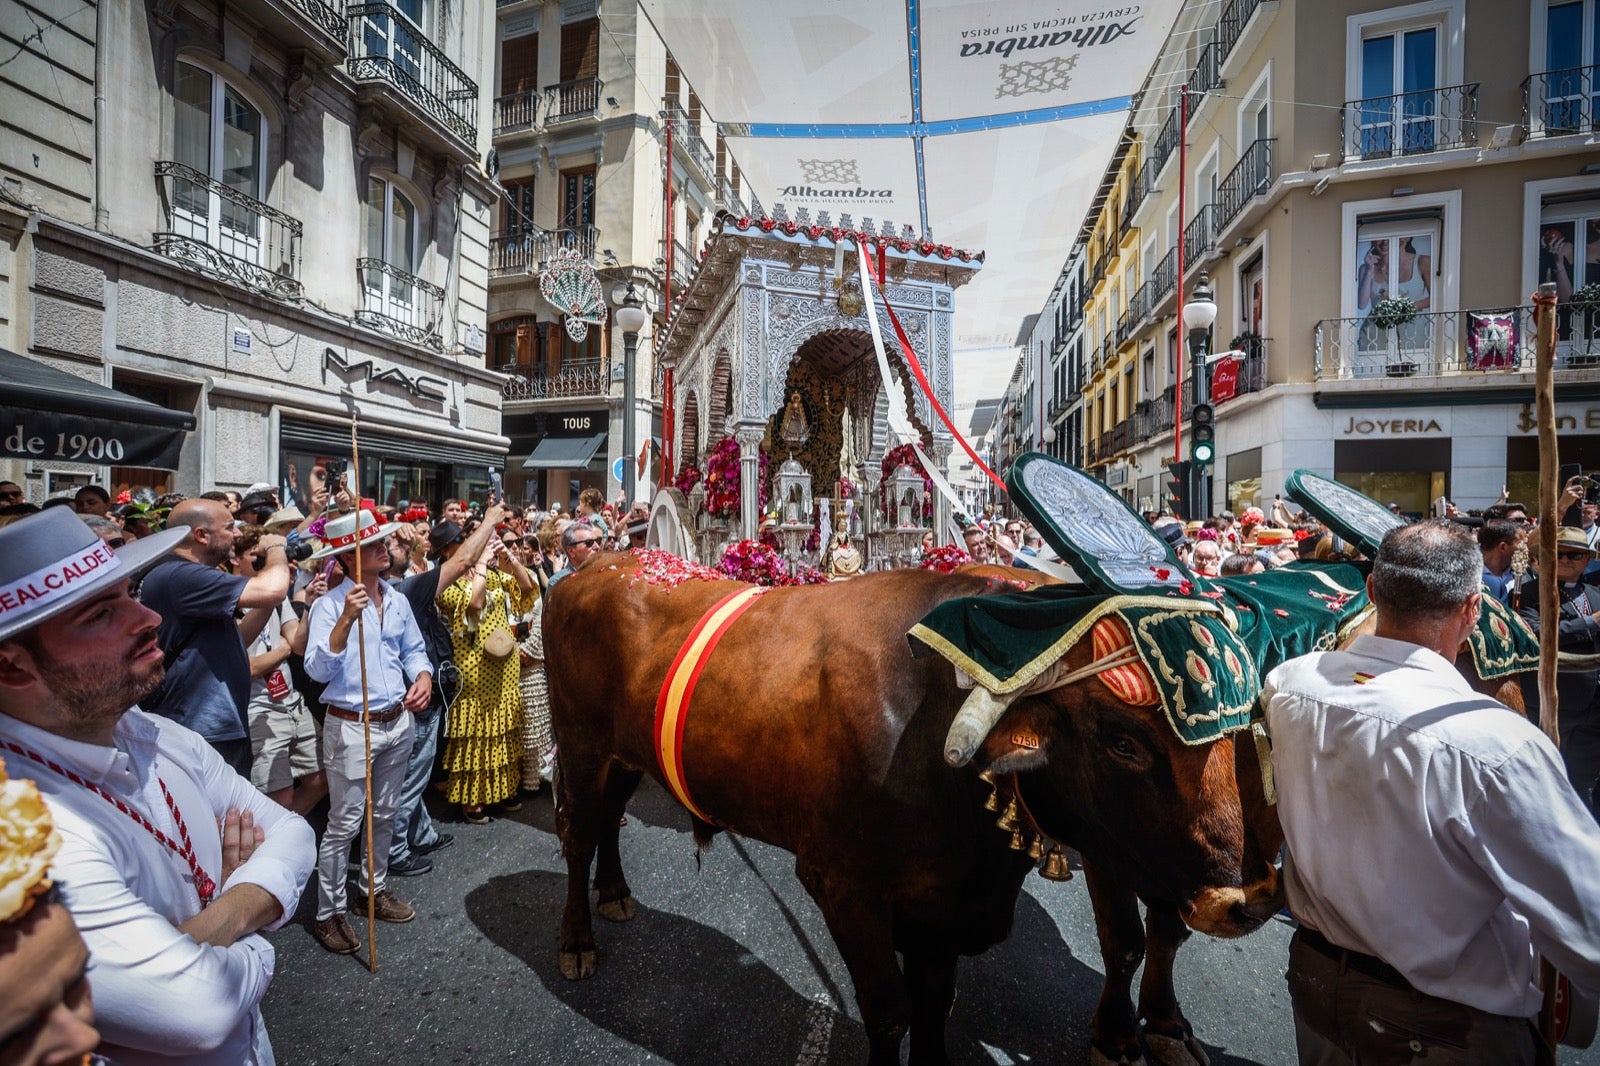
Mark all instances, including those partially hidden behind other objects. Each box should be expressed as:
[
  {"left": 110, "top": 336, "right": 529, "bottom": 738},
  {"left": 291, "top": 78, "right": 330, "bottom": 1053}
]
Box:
[
  {"left": 1166, "top": 460, "right": 1193, "bottom": 521},
  {"left": 1190, "top": 403, "right": 1215, "bottom": 468}
]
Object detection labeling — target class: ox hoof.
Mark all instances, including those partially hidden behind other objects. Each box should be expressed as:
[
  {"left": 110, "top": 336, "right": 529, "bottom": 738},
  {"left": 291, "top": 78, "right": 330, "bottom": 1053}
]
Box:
[
  {"left": 558, "top": 949, "right": 597, "bottom": 981},
  {"left": 1088, "top": 1047, "right": 1146, "bottom": 1066},
  {"left": 1144, "top": 1032, "right": 1209, "bottom": 1066},
  {"left": 597, "top": 896, "right": 636, "bottom": 923}
]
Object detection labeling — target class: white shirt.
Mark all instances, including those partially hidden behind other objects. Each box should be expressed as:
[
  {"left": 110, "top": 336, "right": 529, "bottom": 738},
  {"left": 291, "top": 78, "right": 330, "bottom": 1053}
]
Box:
[
  {"left": 1264, "top": 635, "right": 1600, "bottom": 1017},
  {"left": 0, "top": 709, "right": 316, "bottom": 1065},
  {"left": 303, "top": 579, "right": 431, "bottom": 711}
]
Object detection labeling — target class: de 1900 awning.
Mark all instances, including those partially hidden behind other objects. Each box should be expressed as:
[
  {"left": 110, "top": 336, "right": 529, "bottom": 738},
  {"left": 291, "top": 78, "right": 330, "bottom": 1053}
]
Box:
[
  {"left": 522, "top": 432, "right": 607, "bottom": 470},
  {"left": 0, "top": 348, "right": 197, "bottom": 470}
]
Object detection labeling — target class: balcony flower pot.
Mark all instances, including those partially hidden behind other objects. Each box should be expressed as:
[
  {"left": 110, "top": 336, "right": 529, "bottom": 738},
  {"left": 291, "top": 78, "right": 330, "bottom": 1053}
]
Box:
[
  {"left": 1368, "top": 295, "right": 1419, "bottom": 332},
  {"left": 1384, "top": 361, "right": 1419, "bottom": 378}
]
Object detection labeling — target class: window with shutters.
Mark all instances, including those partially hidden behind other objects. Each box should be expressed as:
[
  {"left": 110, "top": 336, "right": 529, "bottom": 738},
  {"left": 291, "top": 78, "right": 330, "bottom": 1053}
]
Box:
[
  {"left": 560, "top": 18, "right": 598, "bottom": 81},
  {"left": 500, "top": 34, "right": 538, "bottom": 96},
  {"left": 502, "top": 178, "right": 536, "bottom": 236},
  {"left": 561, "top": 167, "right": 595, "bottom": 230}
]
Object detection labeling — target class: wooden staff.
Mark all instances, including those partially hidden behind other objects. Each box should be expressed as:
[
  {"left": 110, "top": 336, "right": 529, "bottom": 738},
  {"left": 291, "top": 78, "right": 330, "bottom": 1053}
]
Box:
[
  {"left": 349, "top": 412, "right": 378, "bottom": 973},
  {"left": 1533, "top": 280, "right": 1560, "bottom": 1059}
]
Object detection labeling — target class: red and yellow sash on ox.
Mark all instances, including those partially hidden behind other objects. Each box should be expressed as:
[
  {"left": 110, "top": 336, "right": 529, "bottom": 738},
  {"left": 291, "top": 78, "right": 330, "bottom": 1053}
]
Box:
[{"left": 653, "top": 586, "right": 767, "bottom": 823}]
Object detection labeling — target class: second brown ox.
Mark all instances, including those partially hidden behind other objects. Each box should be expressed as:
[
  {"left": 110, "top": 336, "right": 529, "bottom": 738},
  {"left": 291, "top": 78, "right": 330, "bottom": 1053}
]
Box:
[{"left": 544, "top": 556, "right": 1282, "bottom": 1066}]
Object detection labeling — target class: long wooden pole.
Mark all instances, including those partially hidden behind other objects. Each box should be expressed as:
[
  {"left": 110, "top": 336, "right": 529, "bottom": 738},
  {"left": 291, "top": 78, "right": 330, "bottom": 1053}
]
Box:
[
  {"left": 1533, "top": 280, "right": 1560, "bottom": 1059},
  {"left": 350, "top": 415, "right": 378, "bottom": 974}
]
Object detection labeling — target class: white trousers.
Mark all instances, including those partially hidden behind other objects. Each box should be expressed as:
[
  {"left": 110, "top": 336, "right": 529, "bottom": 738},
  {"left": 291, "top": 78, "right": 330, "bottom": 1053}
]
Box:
[{"left": 315, "top": 711, "right": 414, "bottom": 921}]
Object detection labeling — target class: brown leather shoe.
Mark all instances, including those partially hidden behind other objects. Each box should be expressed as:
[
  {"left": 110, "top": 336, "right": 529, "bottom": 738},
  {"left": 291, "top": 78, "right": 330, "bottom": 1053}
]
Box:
[
  {"left": 357, "top": 889, "right": 416, "bottom": 923},
  {"left": 312, "top": 914, "right": 361, "bottom": 954}
]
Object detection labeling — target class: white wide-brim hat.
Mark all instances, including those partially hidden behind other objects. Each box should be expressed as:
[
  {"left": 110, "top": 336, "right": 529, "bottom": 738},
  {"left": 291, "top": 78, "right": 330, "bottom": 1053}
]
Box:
[
  {"left": 305, "top": 509, "right": 405, "bottom": 561},
  {"left": 0, "top": 508, "right": 188, "bottom": 644}
]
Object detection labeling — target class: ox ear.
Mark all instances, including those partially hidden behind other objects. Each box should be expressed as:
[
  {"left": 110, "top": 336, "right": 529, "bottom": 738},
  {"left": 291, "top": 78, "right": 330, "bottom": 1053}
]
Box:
[{"left": 972, "top": 700, "right": 1056, "bottom": 775}]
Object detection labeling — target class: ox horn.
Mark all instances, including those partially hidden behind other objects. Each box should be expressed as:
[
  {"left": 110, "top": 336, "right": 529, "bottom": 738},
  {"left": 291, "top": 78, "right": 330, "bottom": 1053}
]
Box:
[{"left": 944, "top": 686, "right": 1018, "bottom": 767}]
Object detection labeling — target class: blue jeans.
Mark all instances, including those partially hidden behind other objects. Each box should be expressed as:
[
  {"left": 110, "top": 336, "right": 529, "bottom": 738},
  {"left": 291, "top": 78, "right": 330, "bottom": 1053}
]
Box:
[{"left": 389, "top": 704, "right": 442, "bottom": 863}]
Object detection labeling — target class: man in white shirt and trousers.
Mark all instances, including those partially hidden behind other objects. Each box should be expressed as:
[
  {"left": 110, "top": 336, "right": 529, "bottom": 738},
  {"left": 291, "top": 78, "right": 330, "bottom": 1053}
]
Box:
[
  {"left": 0, "top": 507, "right": 315, "bottom": 1065},
  {"left": 1265, "top": 519, "right": 1600, "bottom": 1064},
  {"left": 302, "top": 508, "right": 432, "bottom": 955}
]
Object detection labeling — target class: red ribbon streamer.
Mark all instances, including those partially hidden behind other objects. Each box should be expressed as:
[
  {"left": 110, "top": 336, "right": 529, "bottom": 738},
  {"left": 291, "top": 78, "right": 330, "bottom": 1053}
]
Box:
[{"left": 866, "top": 254, "right": 1007, "bottom": 493}]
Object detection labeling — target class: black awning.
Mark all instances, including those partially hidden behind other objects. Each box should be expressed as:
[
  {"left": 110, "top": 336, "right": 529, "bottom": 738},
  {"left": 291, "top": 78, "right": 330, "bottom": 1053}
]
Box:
[
  {"left": 522, "top": 432, "right": 607, "bottom": 470},
  {"left": 0, "top": 348, "right": 197, "bottom": 469}
]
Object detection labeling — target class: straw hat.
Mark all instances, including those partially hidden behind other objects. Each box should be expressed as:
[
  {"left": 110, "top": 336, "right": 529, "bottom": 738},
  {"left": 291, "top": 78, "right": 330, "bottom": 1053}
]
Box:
[
  {"left": 305, "top": 508, "right": 405, "bottom": 561},
  {"left": 1556, "top": 527, "right": 1597, "bottom": 555},
  {"left": 263, "top": 506, "right": 305, "bottom": 534}
]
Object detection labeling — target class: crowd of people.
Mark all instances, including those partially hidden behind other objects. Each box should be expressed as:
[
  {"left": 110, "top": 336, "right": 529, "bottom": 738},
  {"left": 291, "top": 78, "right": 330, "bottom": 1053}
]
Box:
[{"left": 0, "top": 472, "right": 1597, "bottom": 1065}]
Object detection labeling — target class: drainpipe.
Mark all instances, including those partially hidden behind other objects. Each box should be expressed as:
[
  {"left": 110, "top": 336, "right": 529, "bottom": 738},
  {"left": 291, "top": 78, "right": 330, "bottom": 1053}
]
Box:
[{"left": 92, "top": 0, "right": 108, "bottom": 231}]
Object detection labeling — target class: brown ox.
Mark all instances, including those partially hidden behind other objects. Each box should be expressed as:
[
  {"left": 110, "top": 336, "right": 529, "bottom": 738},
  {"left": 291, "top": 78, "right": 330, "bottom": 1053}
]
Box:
[
  {"left": 1082, "top": 606, "right": 1536, "bottom": 1066},
  {"left": 545, "top": 554, "right": 1281, "bottom": 1066}
]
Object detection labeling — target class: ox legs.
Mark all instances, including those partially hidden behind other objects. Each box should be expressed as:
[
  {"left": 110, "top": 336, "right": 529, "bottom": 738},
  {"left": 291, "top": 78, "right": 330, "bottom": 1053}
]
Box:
[
  {"left": 904, "top": 950, "right": 958, "bottom": 1066},
  {"left": 594, "top": 766, "right": 642, "bottom": 923},
  {"left": 800, "top": 869, "right": 912, "bottom": 1066},
  {"left": 1083, "top": 859, "right": 1149, "bottom": 1066},
  {"left": 558, "top": 759, "right": 637, "bottom": 980},
  {"left": 1138, "top": 903, "right": 1209, "bottom": 1066}
]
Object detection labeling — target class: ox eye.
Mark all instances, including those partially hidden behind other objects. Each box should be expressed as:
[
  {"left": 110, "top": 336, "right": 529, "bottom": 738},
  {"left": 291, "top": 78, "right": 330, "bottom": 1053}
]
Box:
[{"left": 1107, "top": 734, "right": 1149, "bottom": 767}]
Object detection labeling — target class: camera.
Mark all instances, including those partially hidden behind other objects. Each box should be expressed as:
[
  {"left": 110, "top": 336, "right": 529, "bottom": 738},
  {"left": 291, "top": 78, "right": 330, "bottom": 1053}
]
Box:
[
  {"left": 284, "top": 537, "right": 317, "bottom": 563},
  {"left": 323, "top": 458, "right": 347, "bottom": 487}
]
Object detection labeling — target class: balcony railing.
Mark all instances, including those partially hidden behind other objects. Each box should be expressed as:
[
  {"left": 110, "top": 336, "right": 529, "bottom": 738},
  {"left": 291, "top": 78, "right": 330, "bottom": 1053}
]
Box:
[
  {"left": 1214, "top": 0, "right": 1265, "bottom": 69},
  {"left": 152, "top": 161, "right": 303, "bottom": 300},
  {"left": 1339, "top": 82, "right": 1479, "bottom": 162},
  {"left": 1313, "top": 305, "right": 1600, "bottom": 380},
  {"left": 1100, "top": 335, "right": 1117, "bottom": 368},
  {"left": 1183, "top": 204, "right": 1216, "bottom": 272},
  {"left": 280, "top": 0, "right": 346, "bottom": 41},
  {"left": 715, "top": 176, "right": 747, "bottom": 217},
  {"left": 1216, "top": 341, "right": 1270, "bottom": 401},
  {"left": 493, "top": 89, "right": 539, "bottom": 134},
  {"left": 1215, "top": 138, "right": 1274, "bottom": 232},
  {"left": 667, "top": 102, "right": 717, "bottom": 179},
  {"left": 356, "top": 258, "right": 446, "bottom": 349},
  {"left": 545, "top": 76, "right": 602, "bottom": 123},
  {"left": 1110, "top": 418, "right": 1133, "bottom": 456},
  {"left": 1116, "top": 309, "right": 1134, "bottom": 346},
  {"left": 1523, "top": 65, "right": 1599, "bottom": 139},
  {"left": 1185, "top": 42, "right": 1222, "bottom": 115},
  {"left": 490, "top": 225, "right": 598, "bottom": 277},
  {"left": 502, "top": 360, "right": 610, "bottom": 400},
  {"left": 1150, "top": 248, "right": 1177, "bottom": 305},
  {"left": 1128, "top": 282, "right": 1152, "bottom": 329},
  {"left": 348, "top": 4, "right": 478, "bottom": 147},
  {"left": 1151, "top": 108, "right": 1180, "bottom": 176}
]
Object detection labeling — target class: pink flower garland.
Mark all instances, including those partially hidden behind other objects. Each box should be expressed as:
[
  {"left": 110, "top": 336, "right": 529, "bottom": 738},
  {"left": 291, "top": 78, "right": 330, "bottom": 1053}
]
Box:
[
  {"left": 717, "top": 539, "right": 829, "bottom": 586},
  {"left": 703, "top": 436, "right": 770, "bottom": 520}
]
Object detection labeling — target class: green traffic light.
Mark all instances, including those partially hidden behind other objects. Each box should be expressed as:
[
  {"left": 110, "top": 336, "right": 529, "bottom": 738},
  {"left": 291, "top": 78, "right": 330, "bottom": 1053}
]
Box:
[{"left": 1193, "top": 440, "right": 1215, "bottom": 464}]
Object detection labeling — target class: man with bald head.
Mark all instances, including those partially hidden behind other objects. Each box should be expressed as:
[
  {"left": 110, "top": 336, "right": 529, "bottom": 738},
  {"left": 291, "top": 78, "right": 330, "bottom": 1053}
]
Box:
[{"left": 138, "top": 498, "right": 295, "bottom": 771}]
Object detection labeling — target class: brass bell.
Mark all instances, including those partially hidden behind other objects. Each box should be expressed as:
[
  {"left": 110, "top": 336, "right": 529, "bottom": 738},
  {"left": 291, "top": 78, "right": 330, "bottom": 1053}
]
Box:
[
  {"left": 996, "top": 799, "right": 1020, "bottom": 833},
  {"left": 1009, "top": 828, "right": 1025, "bottom": 851},
  {"left": 1040, "top": 848, "right": 1074, "bottom": 882},
  {"left": 983, "top": 788, "right": 1001, "bottom": 813},
  {"left": 1028, "top": 837, "right": 1044, "bottom": 861},
  {"left": 978, "top": 769, "right": 997, "bottom": 786}
]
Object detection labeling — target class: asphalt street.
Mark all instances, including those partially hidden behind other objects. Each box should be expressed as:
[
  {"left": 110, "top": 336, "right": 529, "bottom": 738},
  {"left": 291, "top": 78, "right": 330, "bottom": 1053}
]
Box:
[{"left": 261, "top": 779, "right": 1597, "bottom": 1065}]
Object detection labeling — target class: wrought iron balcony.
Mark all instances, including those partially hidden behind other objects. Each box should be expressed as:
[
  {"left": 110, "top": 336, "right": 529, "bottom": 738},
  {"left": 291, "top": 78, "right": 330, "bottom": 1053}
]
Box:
[
  {"left": 1182, "top": 204, "right": 1216, "bottom": 273},
  {"left": 1125, "top": 166, "right": 1150, "bottom": 221},
  {"left": 1215, "top": 338, "right": 1270, "bottom": 401},
  {"left": 1116, "top": 308, "right": 1134, "bottom": 346},
  {"left": 1151, "top": 108, "right": 1180, "bottom": 177},
  {"left": 1523, "top": 65, "right": 1599, "bottom": 139},
  {"left": 490, "top": 225, "right": 598, "bottom": 278},
  {"left": 152, "top": 161, "right": 303, "bottom": 300},
  {"left": 1313, "top": 305, "right": 1600, "bottom": 381},
  {"left": 356, "top": 258, "right": 446, "bottom": 349},
  {"left": 1215, "top": 138, "right": 1274, "bottom": 232},
  {"left": 1110, "top": 418, "right": 1133, "bottom": 456},
  {"left": 1128, "top": 282, "right": 1152, "bottom": 329},
  {"left": 493, "top": 90, "right": 539, "bottom": 134},
  {"left": 715, "top": 176, "right": 747, "bottom": 217},
  {"left": 1184, "top": 42, "right": 1222, "bottom": 114},
  {"left": 1214, "top": 0, "right": 1266, "bottom": 70},
  {"left": 1339, "top": 83, "right": 1479, "bottom": 162},
  {"left": 1150, "top": 248, "right": 1177, "bottom": 306},
  {"left": 667, "top": 102, "right": 717, "bottom": 180},
  {"left": 545, "top": 77, "right": 603, "bottom": 123},
  {"left": 1100, "top": 335, "right": 1117, "bottom": 368},
  {"left": 502, "top": 360, "right": 610, "bottom": 400},
  {"left": 230, "top": 0, "right": 346, "bottom": 60},
  {"left": 347, "top": 3, "right": 478, "bottom": 149}
]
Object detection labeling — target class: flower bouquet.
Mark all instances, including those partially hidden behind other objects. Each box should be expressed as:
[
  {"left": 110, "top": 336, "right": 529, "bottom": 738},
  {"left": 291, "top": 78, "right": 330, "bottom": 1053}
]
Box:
[
  {"left": 717, "top": 539, "right": 828, "bottom": 586},
  {"left": 703, "top": 436, "right": 769, "bottom": 520},
  {"left": 919, "top": 544, "right": 971, "bottom": 574},
  {"left": 673, "top": 462, "right": 702, "bottom": 497}
]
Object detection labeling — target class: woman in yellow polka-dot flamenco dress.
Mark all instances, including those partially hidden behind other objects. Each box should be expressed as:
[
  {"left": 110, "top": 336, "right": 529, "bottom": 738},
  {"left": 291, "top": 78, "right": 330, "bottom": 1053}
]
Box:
[{"left": 440, "top": 535, "right": 537, "bottom": 821}]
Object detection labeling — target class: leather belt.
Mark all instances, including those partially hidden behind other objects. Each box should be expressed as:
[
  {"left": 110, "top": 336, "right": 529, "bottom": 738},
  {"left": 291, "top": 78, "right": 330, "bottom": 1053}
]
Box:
[
  {"left": 324, "top": 703, "right": 405, "bottom": 724},
  {"left": 1296, "top": 926, "right": 1411, "bottom": 990}
]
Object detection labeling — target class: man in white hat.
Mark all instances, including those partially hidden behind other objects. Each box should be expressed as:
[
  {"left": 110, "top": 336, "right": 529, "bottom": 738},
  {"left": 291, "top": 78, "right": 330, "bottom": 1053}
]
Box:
[
  {"left": 302, "top": 508, "right": 432, "bottom": 954},
  {"left": 0, "top": 508, "right": 315, "bottom": 1064}
]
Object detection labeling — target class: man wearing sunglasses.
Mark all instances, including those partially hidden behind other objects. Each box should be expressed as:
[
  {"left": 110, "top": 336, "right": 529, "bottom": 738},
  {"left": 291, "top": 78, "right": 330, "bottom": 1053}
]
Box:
[
  {"left": 548, "top": 523, "right": 601, "bottom": 589},
  {"left": 1519, "top": 526, "right": 1600, "bottom": 820}
]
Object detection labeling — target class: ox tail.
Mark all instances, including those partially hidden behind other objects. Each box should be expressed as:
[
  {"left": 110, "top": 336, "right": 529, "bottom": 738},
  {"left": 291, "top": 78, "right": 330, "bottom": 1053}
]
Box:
[{"left": 691, "top": 815, "right": 720, "bottom": 865}]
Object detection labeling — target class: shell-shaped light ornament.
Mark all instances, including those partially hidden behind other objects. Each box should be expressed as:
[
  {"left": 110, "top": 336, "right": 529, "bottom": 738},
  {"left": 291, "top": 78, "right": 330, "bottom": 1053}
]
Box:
[{"left": 539, "top": 247, "right": 607, "bottom": 342}]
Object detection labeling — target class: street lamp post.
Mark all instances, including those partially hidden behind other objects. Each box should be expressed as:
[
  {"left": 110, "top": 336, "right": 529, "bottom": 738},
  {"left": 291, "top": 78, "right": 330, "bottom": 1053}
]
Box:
[
  {"left": 1182, "top": 272, "right": 1219, "bottom": 517},
  {"left": 615, "top": 283, "right": 648, "bottom": 507}
]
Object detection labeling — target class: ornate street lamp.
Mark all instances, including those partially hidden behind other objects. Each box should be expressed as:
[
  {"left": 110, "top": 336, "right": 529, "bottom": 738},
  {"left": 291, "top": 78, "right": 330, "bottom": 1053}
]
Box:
[
  {"left": 615, "top": 283, "right": 649, "bottom": 506},
  {"left": 1182, "top": 273, "right": 1219, "bottom": 515}
]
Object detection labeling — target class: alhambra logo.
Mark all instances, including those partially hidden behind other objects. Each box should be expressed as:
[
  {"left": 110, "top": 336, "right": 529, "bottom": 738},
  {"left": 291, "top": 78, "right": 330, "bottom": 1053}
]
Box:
[{"left": 799, "top": 159, "right": 859, "bottom": 185}]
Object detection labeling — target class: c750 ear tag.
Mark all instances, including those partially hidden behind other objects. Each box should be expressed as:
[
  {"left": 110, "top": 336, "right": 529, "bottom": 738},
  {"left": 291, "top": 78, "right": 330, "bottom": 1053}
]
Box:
[{"left": 1011, "top": 731, "right": 1040, "bottom": 750}]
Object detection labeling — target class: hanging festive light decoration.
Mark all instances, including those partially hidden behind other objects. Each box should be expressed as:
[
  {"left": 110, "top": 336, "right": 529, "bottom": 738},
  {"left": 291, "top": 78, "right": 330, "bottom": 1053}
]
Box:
[{"left": 539, "top": 247, "right": 607, "bottom": 341}]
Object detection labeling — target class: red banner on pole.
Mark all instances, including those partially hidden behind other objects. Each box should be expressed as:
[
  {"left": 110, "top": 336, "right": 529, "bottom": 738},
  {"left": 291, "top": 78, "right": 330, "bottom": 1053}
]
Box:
[{"left": 1211, "top": 355, "right": 1241, "bottom": 403}]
